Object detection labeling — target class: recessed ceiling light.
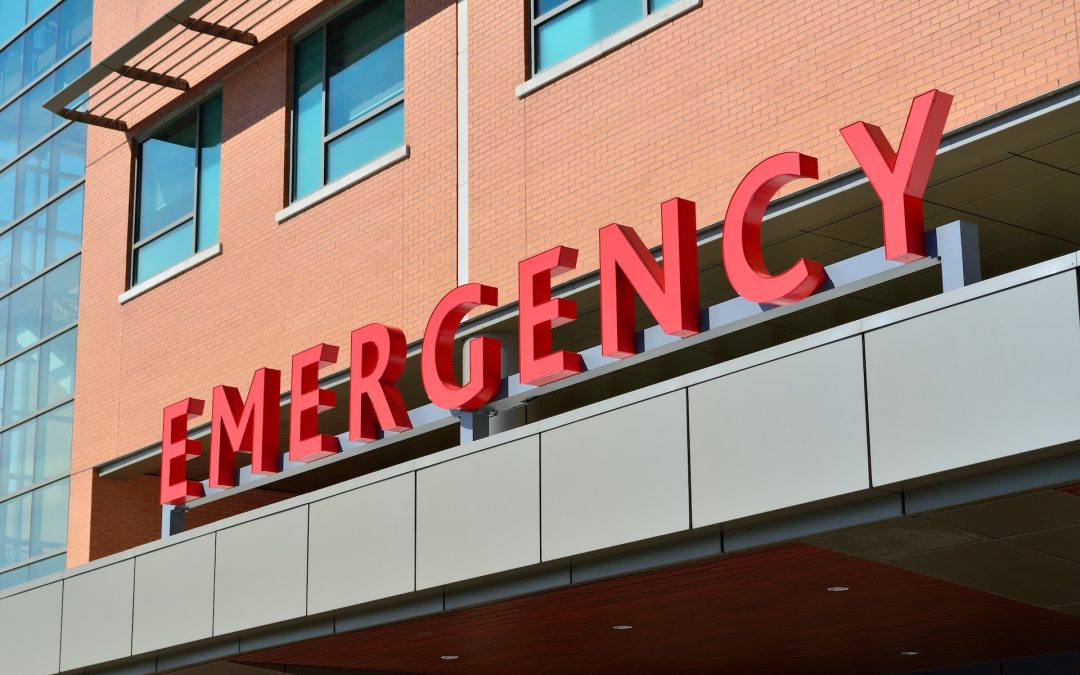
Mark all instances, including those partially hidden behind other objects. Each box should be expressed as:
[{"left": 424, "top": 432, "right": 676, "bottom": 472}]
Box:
[
  {"left": 826, "top": 586, "right": 850, "bottom": 592},
  {"left": 613, "top": 625, "right": 633, "bottom": 630},
  {"left": 901, "top": 651, "right": 919, "bottom": 656},
  {"left": 441, "top": 655, "right": 459, "bottom": 660}
]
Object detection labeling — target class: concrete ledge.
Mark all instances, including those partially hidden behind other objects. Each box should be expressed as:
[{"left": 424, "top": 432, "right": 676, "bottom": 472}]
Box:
[
  {"left": 516, "top": 0, "right": 700, "bottom": 98},
  {"left": 118, "top": 243, "right": 222, "bottom": 305},
  {"left": 276, "top": 145, "right": 409, "bottom": 223}
]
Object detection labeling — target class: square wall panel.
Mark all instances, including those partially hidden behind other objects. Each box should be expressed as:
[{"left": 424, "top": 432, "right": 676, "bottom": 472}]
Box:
[
  {"left": 417, "top": 437, "right": 540, "bottom": 589},
  {"left": 689, "top": 337, "right": 871, "bottom": 527},
  {"left": 214, "top": 507, "right": 308, "bottom": 635},
  {"left": 60, "top": 560, "right": 135, "bottom": 671},
  {"left": 867, "top": 271, "right": 1080, "bottom": 486},
  {"left": 132, "top": 534, "right": 215, "bottom": 654},
  {"left": 541, "top": 391, "right": 689, "bottom": 561},
  {"left": 309, "top": 474, "right": 416, "bottom": 614},
  {"left": 0, "top": 581, "right": 62, "bottom": 674}
]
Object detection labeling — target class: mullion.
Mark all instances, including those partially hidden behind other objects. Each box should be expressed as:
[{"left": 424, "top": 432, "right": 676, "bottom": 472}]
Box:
[
  {"left": 320, "top": 24, "right": 328, "bottom": 188},
  {"left": 191, "top": 101, "right": 202, "bottom": 260},
  {"left": 534, "top": 0, "right": 583, "bottom": 26},
  {"left": 323, "top": 92, "right": 404, "bottom": 145},
  {"left": 131, "top": 212, "right": 196, "bottom": 251}
]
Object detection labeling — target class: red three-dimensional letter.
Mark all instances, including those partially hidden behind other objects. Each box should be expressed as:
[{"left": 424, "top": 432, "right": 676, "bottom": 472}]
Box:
[
  {"left": 723, "top": 153, "right": 826, "bottom": 305},
  {"left": 518, "top": 246, "right": 583, "bottom": 386},
  {"left": 209, "top": 368, "right": 281, "bottom": 488},
  {"left": 350, "top": 323, "right": 412, "bottom": 442},
  {"left": 289, "top": 343, "right": 339, "bottom": 462},
  {"left": 160, "top": 398, "right": 205, "bottom": 505},
  {"left": 421, "top": 284, "right": 501, "bottom": 411},
  {"left": 840, "top": 89, "right": 953, "bottom": 263},
  {"left": 599, "top": 197, "right": 699, "bottom": 358}
]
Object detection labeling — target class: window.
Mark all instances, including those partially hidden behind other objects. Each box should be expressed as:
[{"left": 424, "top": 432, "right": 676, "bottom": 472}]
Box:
[
  {"left": 291, "top": 0, "right": 404, "bottom": 200},
  {"left": 0, "top": 0, "right": 92, "bottom": 104},
  {"left": 131, "top": 93, "right": 222, "bottom": 286},
  {"left": 531, "top": 0, "right": 678, "bottom": 73}
]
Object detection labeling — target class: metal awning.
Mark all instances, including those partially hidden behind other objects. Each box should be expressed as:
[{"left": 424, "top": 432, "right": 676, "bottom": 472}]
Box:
[{"left": 44, "top": 0, "right": 315, "bottom": 132}]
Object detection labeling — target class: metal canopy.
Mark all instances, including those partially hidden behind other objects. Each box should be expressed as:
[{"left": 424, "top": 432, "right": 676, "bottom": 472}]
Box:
[{"left": 43, "top": 0, "right": 282, "bottom": 132}]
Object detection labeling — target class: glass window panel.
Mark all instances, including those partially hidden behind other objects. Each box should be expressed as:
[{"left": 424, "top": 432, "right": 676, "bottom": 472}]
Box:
[
  {"left": 28, "top": 0, "right": 54, "bottom": 20},
  {"left": 0, "top": 34, "right": 26, "bottom": 103},
  {"left": 0, "top": 123, "right": 85, "bottom": 230},
  {"left": 34, "top": 401, "right": 70, "bottom": 483},
  {"left": 326, "top": 101, "right": 403, "bottom": 182},
  {"left": 133, "top": 219, "right": 193, "bottom": 284},
  {"left": 38, "top": 328, "right": 74, "bottom": 410},
  {"left": 10, "top": 211, "right": 47, "bottom": 289},
  {"left": 16, "top": 71, "right": 56, "bottom": 154},
  {"left": 0, "top": 560, "right": 30, "bottom": 591},
  {"left": 0, "top": 4, "right": 28, "bottom": 50},
  {"left": 0, "top": 169, "right": 13, "bottom": 228},
  {"left": 0, "top": 491, "right": 31, "bottom": 567},
  {"left": 0, "top": 414, "right": 35, "bottom": 496},
  {"left": 0, "top": 228, "right": 10, "bottom": 292},
  {"left": 196, "top": 94, "right": 221, "bottom": 251},
  {"left": 0, "top": 100, "right": 19, "bottom": 166},
  {"left": 41, "top": 256, "right": 78, "bottom": 335},
  {"left": 0, "top": 298, "right": 7, "bottom": 359},
  {"left": 22, "top": 10, "right": 59, "bottom": 85},
  {"left": 535, "top": 0, "right": 566, "bottom": 16},
  {"left": 48, "top": 183, "right": 82, "bottom": 262},
  {"left": 7, "top": 276, "right": 44, "bottom": 355},
  {"left": 326, "top": 0, "right": 404, "bottom": 133},
  {"left": 292, "top": 30, "right": 324, "bottom": 199},
  {"left": 649, "top": 0, "right": 678, "bottom": 9},
  {"left": 58, "top": 0, "right": 91, "bottom": 55},
  {"left": 535, "top": 0, "right": 643, "bottom": 71},
  {"left": 28, "top": 551, "right": 64, "bottom": 579},
  {"left": 137, "top": 110, "right": 197, "bottom": 241},
  {"left": 29, "top": 478, "right": 66, "bottom": 558},
  {"left": 3, "top": 345, "right": 39, "bottom": 425}
]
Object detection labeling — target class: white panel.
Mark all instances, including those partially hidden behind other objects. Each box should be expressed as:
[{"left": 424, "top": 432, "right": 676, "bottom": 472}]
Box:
[
  {"left": 60, "top": 560, "right": 134, "bottom": 671},
  {"left": 0, "top": 581, "right": 62, "bottom": 674},
  {"left": 416, "top": 437, "right": 539, "bottom": 589},
  {"left": 689, "top": 337, "right": 870, "bottom": 527},
  {"left": 867, "top": 271, "right": 1080, "bottom": 485},
  {"left": 133, "top": 534, "right": 215, "bottom": 654},
  {"left": 541, "top": 391, "right": 689, "bottom": 561},
  {"left": 214, "top": 507, "right": 308, "bottom": 635},
  {"left": 308, "top": 474, "right": 415, "bottom": 614}
]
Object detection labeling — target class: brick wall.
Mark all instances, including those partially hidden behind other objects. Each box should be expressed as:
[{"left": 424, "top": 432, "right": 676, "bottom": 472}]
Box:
[{"left": 69, "top": 0, "right": 1080, "bottom": 564}]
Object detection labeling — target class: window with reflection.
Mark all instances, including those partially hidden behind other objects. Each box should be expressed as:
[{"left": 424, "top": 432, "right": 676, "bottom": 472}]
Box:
[
  {"left": 0, "top": 0, "right": 91, "bottom": 104},
  {"left": 132, "top": 93, "right": 221, "bottom": 285},
  {"left": 531, "top": 0, "right": 677, "bottom": 73},
  {"left": 0, "top": 477, "right": 68, "bottom": 573},
  {"left": 292, "top": 0, "right": 404, "bottom": 200}
]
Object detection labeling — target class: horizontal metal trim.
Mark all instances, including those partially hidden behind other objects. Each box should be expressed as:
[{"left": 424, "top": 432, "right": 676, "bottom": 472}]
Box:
[
  {"left": 0, "top": 40, "right": 92, "bottom": 116},
  {"left": 118, "top": 243, "right": 222, "bottom": 305},
  {"left": 0, "top": 474, "right": 69, "bottom": 509},
  {"left": 0, "top": 323, "right": 78, "bottom": 371},
  {"left": 0, "top": 251, "right": 81, "bottom": 304},
  {"left": 0, "top": 0, "right": 65, "bottom": 58},
  {"left": 276, "top": 144, "right": 409, "bottom": 223},
  {"left": 517, "top": 0, "right": 701, "bottom": 97},
  {"left": 0, "top": 180, "right": 85, "bottom": 240},
  {"left": 0, "top": 119, "right": 76, "bottom": 178},
  {"left": 0, "top": 550, "right": 65, "bottom": 580},
  {"left": 323, "top": 93, "right": 404, "bottom": 144},
  {"left": 133, "top": 214, "right": 195, "bottom": 250},
  {"left": 0, "top": 396, "right": 74, "bottom": 436}
]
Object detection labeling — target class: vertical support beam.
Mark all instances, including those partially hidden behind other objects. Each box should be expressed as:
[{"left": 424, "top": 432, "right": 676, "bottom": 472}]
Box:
[
  {"left": 162, "top": 505, "right": 186, "bottom": 538},
  {"left": 456, "top": 0, "right": 469, "bottom": 285},
  {"left": 931, "top": 220, "right": 982, "bottom": 291}
]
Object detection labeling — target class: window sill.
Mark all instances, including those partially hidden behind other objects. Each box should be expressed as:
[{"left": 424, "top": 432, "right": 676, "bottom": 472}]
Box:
[
  {"left": 516, "top": 0, "right": 701, "bottom": 99},
  {"left": 118, "top": 243, "right": 222, "bottom": 305},
  {"left": 276, "top": 144, "right": 410, "bottom": 224}
]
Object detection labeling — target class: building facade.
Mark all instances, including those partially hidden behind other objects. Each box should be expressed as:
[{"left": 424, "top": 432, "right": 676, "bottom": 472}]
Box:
[
  {"left": 0, "top": 0, "right": 90, "bottom": 592},
  {"left": 2, "top": 0, "right": 1080, "bottom": 673}
]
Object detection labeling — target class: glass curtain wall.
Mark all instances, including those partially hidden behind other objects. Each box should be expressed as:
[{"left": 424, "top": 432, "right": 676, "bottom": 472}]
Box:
[{"left": 0, "top": 0, "right": 90, "bottom": 592}]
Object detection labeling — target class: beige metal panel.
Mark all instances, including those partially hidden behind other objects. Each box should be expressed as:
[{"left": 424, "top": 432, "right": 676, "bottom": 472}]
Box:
[
  {"left": 540, "top": 391, "right": 689, "bottom": 561},
  {"left": 0, "top": 581, "right": 62, "bottom": 674},
  {"left": 866, "top": 271, "right": 1080, "bottom": 486},
  {"left": 689, "top": 337, "right": 870, "bottom": 528},
  {"left": 60, "top": 560, "right": 135, "bottom": 671},
  {"left": 214, "top": 507, "right": 308, "bottom": 635},
  {"left": 417, "top": 437, "right": 540, "bottom": 589},
  {"left": 308, "top": 474, "right": 416, "bottom": 613},
  {"left": 132, "top": 534, "right": 216, "bottom": 654}
]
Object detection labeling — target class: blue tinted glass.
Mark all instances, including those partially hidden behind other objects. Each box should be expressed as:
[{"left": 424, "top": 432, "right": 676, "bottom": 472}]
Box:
[
  {"left": 133, "top": 219, "right": 193, "bottom": 284},
  {"left": 41, "top": 256, "right": 79, "bottom": 335},
  {"left": 649, "top": 0, "right": 678, "bottom": 9},
  {"left": 58, "top": 0, "right": 91, "bottom": 54},
  {"left": 21, "top": 10, "right": 58, "bottom": 84},
  {"left": 7, "top": 276, "right": 44, "bottom": 355},
  {"left": 39, "top": 328, "right": 75, "bottom": 410},
  {"left": 34, "top": 402, "right": 71, "bottom": 483},
  {"left": 535, "top": 0, "right": 643, "bottom": 71},
  {"left": 0, "top": 4, "right": 28, "bottom": 50},
  {"left": 196, "top": 94, "right": 221, "bottom": 251},
  {"left": 2, "top": 346, "right": 39, "bottom": 425},
  {"left": 28, "top": 551, "right": 64, "bottom": 579},
  {"left": 0, "top": 34, "right": 26, "bottom": 108},
  {"left": 326, "top": 0, "right": 404, "bottom": 133},
  {"left": 17, "top": 71, "right": 55, "bottom": 153},
  {"left": 0, "top": 491, "right": 31, "bottom": 566},
  {"left": 138, "top": 110, "right": 197, "bottom": 240},
  {"left": 292, "top": 30, "right": 324, "bottom": 199},
  {"left": 0, "top": 185, "right": 82, "bottom": 294},
  {"left": 0, "top": 411, "right": 35, "bottom": 496},
  {"left": 0, "top": 99, "right": 18, "bottom": 165},
  {"left": 535, "top": 0, "right": 566, "bottom": 16},
  {"left": 0, "top": 560, "right": 30, "bottom": 591},
  {"left": 326, "top": 101, "right": 403, "bottom": 182},
  {"left": 27, "top": 0, "right": 54, "bottom": 20},
  {"left": 29, "top": 478, "right": 67, "bottom": 557},
  {"left": 0, "top": 123, "right": 85, "bottom": 229}
]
